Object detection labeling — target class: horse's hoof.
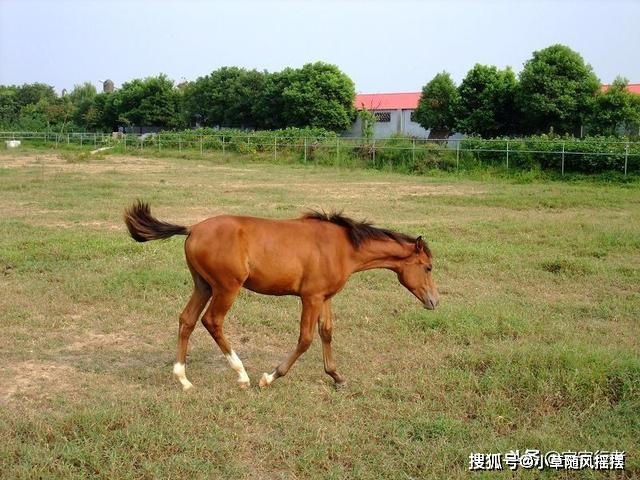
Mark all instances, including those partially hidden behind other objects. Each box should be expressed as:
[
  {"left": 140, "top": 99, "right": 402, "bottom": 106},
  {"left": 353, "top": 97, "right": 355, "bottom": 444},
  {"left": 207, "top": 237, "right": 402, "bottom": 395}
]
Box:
[
  {"left": 238, "top": 380, "right": 251, "bottom": 389},
  {"left": 259, "top": 372, "right": 274, "bottom": 388},
  {"left": 334, "top": 380, "right": 347, "bottom": 390},
  {"left": 182, "top": 382, "right": 194, "bottom": 391}
]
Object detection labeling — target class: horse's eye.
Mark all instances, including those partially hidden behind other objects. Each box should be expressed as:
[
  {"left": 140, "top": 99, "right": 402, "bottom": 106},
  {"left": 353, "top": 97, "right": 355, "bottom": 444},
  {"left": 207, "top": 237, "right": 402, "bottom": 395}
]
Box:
[{"left": 425, "top": 265, "right": 432, "bottom": 272}]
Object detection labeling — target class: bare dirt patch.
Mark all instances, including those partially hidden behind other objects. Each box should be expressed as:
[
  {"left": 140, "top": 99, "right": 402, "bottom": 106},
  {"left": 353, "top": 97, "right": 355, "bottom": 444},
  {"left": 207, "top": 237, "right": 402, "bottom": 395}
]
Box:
[
  {"left": 61, "top": 332, "right": 134, "bottom": 353},
  {"left": 0, "top": 152, "right": 169, "bottom": 173},
  {"left": 0, "top": 360, "right": 80, "bottom": 403}
]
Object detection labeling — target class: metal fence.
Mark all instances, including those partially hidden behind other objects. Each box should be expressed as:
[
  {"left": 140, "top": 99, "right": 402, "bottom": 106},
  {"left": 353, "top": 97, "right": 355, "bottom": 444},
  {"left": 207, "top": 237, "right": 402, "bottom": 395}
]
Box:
[{"left": 2, "top": 131, "right": 639, "bottom": 175}]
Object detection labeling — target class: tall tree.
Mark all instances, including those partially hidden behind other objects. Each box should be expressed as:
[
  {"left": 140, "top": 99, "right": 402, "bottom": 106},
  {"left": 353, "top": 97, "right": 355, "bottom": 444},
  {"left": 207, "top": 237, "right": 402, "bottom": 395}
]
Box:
[
  {"left": 15, "top": 83, "right": 57, "bottom": 108},
  {"left": 183, "top": 67, "right": 266, "bottom": 128},
  {"left": 113, "top": 75, "right": 183, "bottom": 129},
  {"left": 0, "top": 85, "right": 20, "bottom": 128},
  {"left": 67, "top": 82, "right": 97, "bottom": 130},
  {"left": 589, "top": 77, "right": 640, "bottom": 136},
  {"left": 517, "top": 44, "right": 600, "bottom": 135},
  {"left": 414, "top": 72, "right": 459, "bottom": 138},
  {"left": 278, "top": 62, "right": 356, "bottom": 132},
  {"left": 457, "top": 64, "right": 518, "bottom": 138},
  {"left": 252, "top": 68, "right": 296, "bottom": 129}
]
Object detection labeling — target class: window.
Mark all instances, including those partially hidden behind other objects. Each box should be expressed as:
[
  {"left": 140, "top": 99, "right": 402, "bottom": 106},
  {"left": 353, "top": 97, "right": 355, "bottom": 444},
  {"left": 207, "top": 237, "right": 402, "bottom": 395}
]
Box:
[{"left": 374, "top": 111, "right": 391, "bottom": 123}]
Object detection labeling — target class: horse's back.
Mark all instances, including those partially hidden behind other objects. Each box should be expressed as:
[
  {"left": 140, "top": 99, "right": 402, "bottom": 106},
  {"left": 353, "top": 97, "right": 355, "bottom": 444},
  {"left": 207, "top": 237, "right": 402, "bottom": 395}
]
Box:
[{"left": 185, "top": 215, "right": 352, "bottom": 296}]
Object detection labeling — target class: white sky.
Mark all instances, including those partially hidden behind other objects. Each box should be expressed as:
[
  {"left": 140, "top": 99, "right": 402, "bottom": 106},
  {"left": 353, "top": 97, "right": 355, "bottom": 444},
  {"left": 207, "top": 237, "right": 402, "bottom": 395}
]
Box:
[{"left": 1, "top": 0, "right": 638, "bottom": 94}]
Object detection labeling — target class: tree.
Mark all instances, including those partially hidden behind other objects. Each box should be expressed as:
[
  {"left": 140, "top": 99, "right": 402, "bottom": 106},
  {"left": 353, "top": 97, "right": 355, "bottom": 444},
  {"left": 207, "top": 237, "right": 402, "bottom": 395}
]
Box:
[
  {"left": 0, "top": 86, "right": 20, "bottom": 128},
  {"left": 113, "top": 75, "right": 183, "bottom": 129},
  {"left": 15, "top": 83, "right": 57, "bottom": 108},
  {"left": 589, "top": 77, "right": 640, "bottom": 136},
  {"left": 456, "top": 64, "right": 518, "bottom": 138},
  {"left": 414, "top": 72, "right": 459, "bottom": 138},
  {"left": 67, "top": 82, "right": 97, "bottom": 130},
  {"left": 0, "top": 83, "right": 58, "bottom": 130},
  {"left": 517, "top": 44, "right": 600, "bottom": 135},
  {"left": 183, "top": 67, "right": 266, "bottom": 128},
  {"left": 252, "top": 68, "right": 296, "bottom": 129},
  {"left": 277, "top": 62, "right": 356, "bottom": 132}
]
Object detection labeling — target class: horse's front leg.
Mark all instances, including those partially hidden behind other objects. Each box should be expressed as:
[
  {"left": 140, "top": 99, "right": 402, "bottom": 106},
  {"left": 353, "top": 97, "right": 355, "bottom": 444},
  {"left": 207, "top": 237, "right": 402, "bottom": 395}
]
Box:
[
  {"left": 259, "top": 295, "right": 322, "bottom": 387},
  {"left": 318, "top": 299, "right": 346, "bottom": 386}
]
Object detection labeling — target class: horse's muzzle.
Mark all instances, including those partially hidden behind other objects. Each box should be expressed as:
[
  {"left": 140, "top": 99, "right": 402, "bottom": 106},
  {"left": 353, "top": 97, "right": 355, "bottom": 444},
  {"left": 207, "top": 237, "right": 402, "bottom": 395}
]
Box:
[{"left": 423, "top": 294, "right": 439, "bottom": 310}]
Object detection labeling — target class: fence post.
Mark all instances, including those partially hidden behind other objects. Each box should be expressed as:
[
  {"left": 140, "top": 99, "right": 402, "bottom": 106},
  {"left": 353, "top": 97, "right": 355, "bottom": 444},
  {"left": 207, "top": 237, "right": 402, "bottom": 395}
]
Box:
[
  {"left": 336, "top": 137, "right": 340, "bottom": 164},
  {"left": 304, "top": 137, "right": 307, "bottom": 163},
  {"left": 456, "top": 139, "right": 460, "bottom": 170},
  {"left": 561, "top": 142, "right": 565, "bottom": 176},
  {"left": 412, "top": 138, "right": 415, "bottom": 164},
  {"left": 274, "top": 136, "right": 277, "bottom": 162},
  {"left": 222, "top": 135, "right": 226, "bottom": 155},
  {"left": 624, "top": 142, "right": 629, "bottom": 176},
  {"left": 372, "top": 139, "right": 376, "bottom": 165},
  {"left": 506, "top": 140, "right": 509, "bottom": 171},
  {"left": 200, "top": 135, "right": 203, "bottom": 156}
]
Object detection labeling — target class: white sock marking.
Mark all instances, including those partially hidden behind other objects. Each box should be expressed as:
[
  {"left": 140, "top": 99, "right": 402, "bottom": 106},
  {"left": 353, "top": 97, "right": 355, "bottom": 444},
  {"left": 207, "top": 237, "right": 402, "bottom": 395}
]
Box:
[
  {"left": 173, "top": 362, "right": 193, "bottom": 391},
  {"left": 226, "top": 351, "right": 250, "bottom": 387},
  {"left": 259, "top": 371, "right": 275, "bottom": 388}
]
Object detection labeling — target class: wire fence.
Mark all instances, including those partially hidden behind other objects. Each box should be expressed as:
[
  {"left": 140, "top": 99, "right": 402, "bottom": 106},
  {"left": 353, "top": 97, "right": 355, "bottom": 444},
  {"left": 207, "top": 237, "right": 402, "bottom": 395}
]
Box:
[{"left": 2, "top": 131, "right": 639, "bottom": 175}]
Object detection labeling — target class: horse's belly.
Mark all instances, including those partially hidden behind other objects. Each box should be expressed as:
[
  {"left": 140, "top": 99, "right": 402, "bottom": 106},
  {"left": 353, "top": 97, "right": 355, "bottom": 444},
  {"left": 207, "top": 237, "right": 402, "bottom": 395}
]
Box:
[{"left": 242, "top": 275, "right": 299, "bottom": 296}]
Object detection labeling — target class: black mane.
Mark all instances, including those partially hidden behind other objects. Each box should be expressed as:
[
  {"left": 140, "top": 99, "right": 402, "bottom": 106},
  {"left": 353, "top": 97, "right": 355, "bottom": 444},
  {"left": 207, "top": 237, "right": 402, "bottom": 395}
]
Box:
[{"left": 302, "top": 210, "right": 419, "bottom": 249}]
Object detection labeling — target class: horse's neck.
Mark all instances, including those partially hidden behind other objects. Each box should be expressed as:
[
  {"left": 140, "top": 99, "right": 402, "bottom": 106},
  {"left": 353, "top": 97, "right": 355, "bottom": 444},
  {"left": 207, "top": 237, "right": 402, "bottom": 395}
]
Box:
[{"left": 351, "top": 239, "right": 412, "bottom": 273}]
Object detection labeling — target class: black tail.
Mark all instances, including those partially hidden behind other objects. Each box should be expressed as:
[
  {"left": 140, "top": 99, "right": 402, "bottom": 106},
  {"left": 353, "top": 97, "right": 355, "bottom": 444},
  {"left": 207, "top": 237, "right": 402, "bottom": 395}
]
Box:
[{"left": 124, "top": 200, "right": 190, "bottom": 242}]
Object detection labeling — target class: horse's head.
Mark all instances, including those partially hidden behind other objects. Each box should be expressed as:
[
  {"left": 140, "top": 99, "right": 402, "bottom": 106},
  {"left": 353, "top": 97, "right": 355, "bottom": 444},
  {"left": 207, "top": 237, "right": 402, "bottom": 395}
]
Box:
[{"left": 396, "top": 237, "right": 439, "bottom": 310}]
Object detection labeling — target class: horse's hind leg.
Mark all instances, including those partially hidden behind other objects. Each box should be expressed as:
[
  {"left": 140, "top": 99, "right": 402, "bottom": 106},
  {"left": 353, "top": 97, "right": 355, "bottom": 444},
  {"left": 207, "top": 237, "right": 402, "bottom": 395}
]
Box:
[
  {"left": 200, "top": 284, "right": 251, "bottom": 388},
  {"left": 173, "top": 272, "right": 210, "bottom": 391},
  {"left": 318, "top": 300, "right": 346, "bottom": 386}
]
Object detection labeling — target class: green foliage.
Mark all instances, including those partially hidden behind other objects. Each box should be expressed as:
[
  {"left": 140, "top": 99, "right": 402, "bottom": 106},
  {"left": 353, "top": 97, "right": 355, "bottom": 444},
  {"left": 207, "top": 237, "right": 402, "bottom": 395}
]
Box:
[
  {"left": 0, "top": 83, "right": 59, "bottom": 130},
  {"left": 460, "top": 135, "right": 640, "bottom": 173},
  {"left": 369, "top": 136, "right": 457, "bottom": 173},
  {"left": 358, "top": 108, "right": 376, "bottom": 143},
  {"left": 589, "top": 77, "right": 640, "bottom": 136},
  {"left": 413, "top": 72, "right": 459, "bottom": 136},
  {"left": 112, "top": 74, "right": 184, "bottom": 130},
  {"left": 277, "top": 62, "right": 356, "bottom": 132},
  {"left": 182, "top": 67, "right": 266, "bottom": 128},
  {"left": 160, "top": 63, "right": 355, "bottom": 133},
  {"left": 67, "top": 82, "right": 98, "bottom": 130},
  {"left": 0, "top": 85, "right": 21, "bottom": 128},
  {"left": 456, "top": 64, "right": 518, "bottom": 138},
  {"left": 517, "top": 44, "right": 601, "bottom": 135}
]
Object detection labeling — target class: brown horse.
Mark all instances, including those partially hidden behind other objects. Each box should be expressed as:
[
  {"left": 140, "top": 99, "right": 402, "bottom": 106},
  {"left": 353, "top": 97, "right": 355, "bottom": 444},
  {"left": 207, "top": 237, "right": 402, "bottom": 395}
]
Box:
[{"left": 124, "top": 201, "right": 439, "bottom": 390}]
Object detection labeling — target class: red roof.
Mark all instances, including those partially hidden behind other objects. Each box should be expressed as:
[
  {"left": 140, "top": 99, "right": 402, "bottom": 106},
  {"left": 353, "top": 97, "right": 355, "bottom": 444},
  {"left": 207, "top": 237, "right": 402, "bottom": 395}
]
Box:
[
  {"left": 354, "top": 92, "right": 421, "bottom": 110},
  {"left": 600, "top": 83, "right": 640, "bottom": 94}
]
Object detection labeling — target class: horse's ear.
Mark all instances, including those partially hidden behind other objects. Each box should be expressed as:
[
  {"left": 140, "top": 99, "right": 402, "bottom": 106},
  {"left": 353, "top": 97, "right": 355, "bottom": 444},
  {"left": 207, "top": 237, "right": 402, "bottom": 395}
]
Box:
[{"left": 415, "top": 236, "right": 425, "bottom": 253}]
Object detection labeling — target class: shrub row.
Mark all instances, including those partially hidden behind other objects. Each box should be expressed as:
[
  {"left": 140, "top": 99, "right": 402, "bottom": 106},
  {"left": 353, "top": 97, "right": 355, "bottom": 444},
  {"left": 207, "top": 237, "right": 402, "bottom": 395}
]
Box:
[{"left": 460, "top": 135, "right": 640, "bottom": 173}]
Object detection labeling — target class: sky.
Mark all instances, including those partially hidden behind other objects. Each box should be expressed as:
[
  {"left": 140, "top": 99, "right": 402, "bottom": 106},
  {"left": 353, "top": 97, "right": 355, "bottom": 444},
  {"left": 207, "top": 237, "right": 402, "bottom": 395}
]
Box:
[{"left": 1, "top": 0, "right": 638, "bottom": 95}]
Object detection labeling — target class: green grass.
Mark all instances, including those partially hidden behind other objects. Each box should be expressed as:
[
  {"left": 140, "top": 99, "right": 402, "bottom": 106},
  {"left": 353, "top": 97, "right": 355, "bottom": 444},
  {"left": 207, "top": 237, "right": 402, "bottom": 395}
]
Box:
[{"left": 1, "top": 149, "right": 638, "bottom": 479}]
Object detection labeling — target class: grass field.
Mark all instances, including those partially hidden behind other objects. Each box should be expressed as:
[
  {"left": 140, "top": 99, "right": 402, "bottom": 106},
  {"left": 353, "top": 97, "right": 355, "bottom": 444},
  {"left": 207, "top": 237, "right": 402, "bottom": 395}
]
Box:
[{"left": 1, "top": 149, "right": 638, "bottom": 479}]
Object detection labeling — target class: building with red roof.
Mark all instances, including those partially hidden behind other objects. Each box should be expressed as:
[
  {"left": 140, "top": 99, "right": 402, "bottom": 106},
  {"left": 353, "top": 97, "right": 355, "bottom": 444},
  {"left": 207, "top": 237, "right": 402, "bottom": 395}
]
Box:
[
  {"left": 348, "top": 84, "right": 639, "bottom": 138},
  {"left": 601, "top": 83, "right": 640, "bottom": 95},
  {"left": 348, "top": 92, "right": 428, "bottom": 138}
]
